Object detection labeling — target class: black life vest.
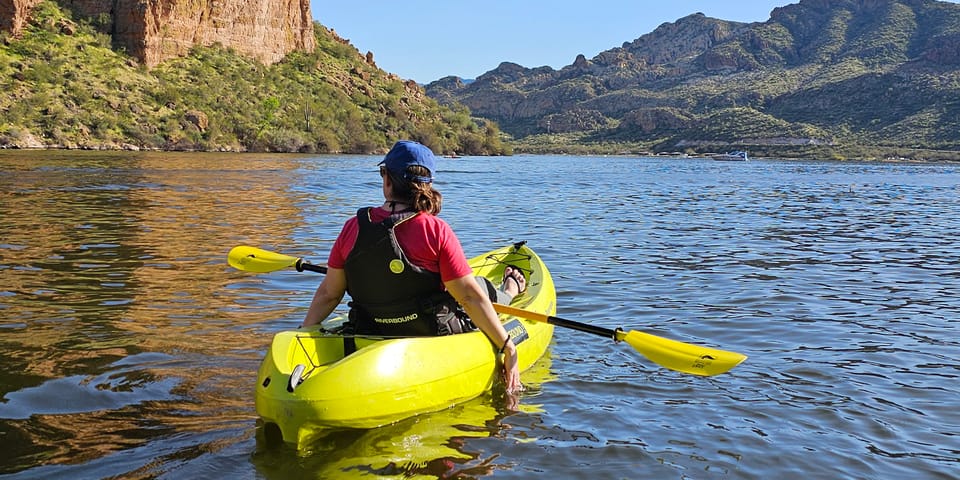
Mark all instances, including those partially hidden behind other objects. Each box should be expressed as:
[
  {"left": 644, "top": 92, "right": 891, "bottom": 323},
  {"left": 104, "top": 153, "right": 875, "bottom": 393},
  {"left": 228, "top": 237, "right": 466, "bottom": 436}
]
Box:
[{"left": 343, "top": 207, "right": 471, "bottom": 336}]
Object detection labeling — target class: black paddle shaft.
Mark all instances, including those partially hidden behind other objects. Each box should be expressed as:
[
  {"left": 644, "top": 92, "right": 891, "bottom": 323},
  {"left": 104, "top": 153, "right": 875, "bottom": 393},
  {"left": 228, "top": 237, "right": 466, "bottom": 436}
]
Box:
[
  {"left": 296, "top": 260, "right": 327, "bottom": 274},
  {"left": 546, "top": 315, "right": 618, "bottom": 340}
]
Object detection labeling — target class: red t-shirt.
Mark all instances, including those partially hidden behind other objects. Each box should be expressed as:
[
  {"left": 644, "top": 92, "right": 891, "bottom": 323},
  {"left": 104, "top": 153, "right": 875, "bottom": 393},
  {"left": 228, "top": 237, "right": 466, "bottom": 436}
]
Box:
[{"left": 327, "top": 207, "right": 474, "bottom": 283}]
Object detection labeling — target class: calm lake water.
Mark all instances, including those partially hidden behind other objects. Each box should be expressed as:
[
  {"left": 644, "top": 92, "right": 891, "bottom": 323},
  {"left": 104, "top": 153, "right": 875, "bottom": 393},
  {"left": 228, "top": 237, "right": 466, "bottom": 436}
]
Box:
[{"left": 0, "top": 150, "right": 958, "bottom": 479}]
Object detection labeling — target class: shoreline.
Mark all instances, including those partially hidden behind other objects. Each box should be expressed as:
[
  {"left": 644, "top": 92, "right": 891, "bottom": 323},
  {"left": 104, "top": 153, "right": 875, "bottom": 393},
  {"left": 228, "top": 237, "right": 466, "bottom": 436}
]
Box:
[{"left": 3, "top": 146, "right": 959, "bottom": 164}]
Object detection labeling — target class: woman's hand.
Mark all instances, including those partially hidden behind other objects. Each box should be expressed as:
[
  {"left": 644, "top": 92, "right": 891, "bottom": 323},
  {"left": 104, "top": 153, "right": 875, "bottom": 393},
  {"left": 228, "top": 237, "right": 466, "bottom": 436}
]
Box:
[{"left": 501, "top": 341, "right": 523, "bottom": 394}]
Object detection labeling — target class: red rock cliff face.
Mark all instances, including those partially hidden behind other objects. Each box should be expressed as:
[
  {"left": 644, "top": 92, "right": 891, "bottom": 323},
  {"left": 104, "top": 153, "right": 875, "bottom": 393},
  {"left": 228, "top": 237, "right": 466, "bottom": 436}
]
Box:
[
  {"left": 0, "top": 0, "right": 43, "bottom": 33},
  {"left": 3, "top": 0, "right": 315, "bottom": 67}
]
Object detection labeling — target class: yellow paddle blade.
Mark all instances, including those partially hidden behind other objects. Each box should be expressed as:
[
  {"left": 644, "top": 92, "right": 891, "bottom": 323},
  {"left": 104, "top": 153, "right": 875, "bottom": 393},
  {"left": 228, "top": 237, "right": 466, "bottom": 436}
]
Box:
[
  {"left": 493, "top": 303, "right": 746, "bottom": 376},
  {"left": 227, "top": 246, "right": 300, "bottom": 273},
  {"left": 616, "top": 330, "right": 747, "bottom": 376}
]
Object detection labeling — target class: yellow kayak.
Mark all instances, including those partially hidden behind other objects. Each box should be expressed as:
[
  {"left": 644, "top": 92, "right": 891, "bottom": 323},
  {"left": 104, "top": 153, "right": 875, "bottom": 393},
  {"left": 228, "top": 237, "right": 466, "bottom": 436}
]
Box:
[{"left": 254, "top": 242, "right": 556, "bottom": 447}]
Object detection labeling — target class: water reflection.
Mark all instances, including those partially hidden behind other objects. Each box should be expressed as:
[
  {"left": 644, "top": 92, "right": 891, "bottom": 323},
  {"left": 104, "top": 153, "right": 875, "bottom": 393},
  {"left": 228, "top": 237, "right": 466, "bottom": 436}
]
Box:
[
  {"left": 252, "top": 354, "right": 554, "bottom": 479},
  {"left": 0, "top": 151, "right": 310, "bottom": 474}
]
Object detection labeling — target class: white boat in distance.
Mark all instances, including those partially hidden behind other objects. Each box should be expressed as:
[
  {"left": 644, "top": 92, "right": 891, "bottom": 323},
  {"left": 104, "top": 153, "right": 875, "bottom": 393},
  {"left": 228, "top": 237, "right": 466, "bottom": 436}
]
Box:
[{"left": 712, "top": 151, "right": 749, "bottom": 161}]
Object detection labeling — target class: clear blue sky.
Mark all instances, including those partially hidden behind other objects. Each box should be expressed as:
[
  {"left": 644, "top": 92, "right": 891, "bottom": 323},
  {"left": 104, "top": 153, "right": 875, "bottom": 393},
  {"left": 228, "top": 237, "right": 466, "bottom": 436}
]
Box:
[{"left": 310, "top": 0, "right": 955, "bottom": 83}]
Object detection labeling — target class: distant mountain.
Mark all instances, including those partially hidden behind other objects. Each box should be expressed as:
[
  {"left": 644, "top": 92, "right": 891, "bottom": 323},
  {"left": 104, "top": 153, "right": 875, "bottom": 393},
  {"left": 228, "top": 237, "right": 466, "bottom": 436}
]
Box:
[{"left": 426, "top": 0, "right": 960, "bottom": 157}]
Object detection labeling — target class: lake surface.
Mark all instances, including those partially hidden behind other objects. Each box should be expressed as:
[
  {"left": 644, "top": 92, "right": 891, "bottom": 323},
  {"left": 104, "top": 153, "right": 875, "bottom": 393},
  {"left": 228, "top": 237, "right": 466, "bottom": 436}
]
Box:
[{"left": 0, "top": 150, "right": 957, "bottom": 479}]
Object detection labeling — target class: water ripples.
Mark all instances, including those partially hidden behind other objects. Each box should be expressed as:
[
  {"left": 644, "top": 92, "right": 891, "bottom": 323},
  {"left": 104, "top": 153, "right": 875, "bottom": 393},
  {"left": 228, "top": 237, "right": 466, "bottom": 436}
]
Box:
[{"left": 1, "top": 152, "right": 957, "bottom": 478}]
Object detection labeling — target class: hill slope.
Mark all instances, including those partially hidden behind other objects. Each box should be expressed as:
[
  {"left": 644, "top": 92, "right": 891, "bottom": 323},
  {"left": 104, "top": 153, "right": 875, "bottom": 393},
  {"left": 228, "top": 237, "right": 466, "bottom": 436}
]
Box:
[
  {"left": 0, "top": 2, "right": 510, "bottom": 155},
  {"left": 426, "top": 0, "right": 960, "bottom": 158}
]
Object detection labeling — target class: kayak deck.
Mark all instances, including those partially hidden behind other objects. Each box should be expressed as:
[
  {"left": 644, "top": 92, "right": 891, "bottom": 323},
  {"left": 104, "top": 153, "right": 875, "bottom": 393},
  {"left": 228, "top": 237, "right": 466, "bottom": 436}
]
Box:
[{"left": 255, "top": 242, "right": 556, "bottom": 446}]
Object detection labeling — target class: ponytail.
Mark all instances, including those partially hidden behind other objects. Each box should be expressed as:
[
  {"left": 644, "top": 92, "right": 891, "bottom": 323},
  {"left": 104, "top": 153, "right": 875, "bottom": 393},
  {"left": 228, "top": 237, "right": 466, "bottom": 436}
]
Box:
[{"left": 388, "top": 165, "right": 442, "bottom": 215}]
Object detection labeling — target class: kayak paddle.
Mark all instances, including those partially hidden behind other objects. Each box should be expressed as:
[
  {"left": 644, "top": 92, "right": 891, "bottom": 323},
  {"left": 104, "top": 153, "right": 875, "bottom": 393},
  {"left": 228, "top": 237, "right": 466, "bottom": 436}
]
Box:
[
  {"left": 227, "top": 245, "right": 327, "bottom": 274},
  {"left": 492, "top": 303, "right": 746, "bottom": 377},
  {"left": 227, "top": 245, "right": 747, "bottom": 376}
]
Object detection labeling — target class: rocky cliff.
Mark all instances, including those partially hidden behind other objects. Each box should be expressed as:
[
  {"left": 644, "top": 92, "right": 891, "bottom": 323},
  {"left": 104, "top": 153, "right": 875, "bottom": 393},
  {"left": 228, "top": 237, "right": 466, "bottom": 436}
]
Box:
[
  {"left": 0, "top": 0, "right": 43, "bottom": 33},
  {"left": 0, "top": 3, "right": 509, "bottom": 155},
  {"left": 1, "top": 0, "right": 314, "bottom": 67}
]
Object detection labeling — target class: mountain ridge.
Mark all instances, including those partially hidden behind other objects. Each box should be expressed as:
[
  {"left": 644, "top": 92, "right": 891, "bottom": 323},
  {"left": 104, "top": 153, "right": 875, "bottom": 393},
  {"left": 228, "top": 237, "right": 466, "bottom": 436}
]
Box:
[{"left": 425, "top": 0, "right": 960, "bottom": 158}]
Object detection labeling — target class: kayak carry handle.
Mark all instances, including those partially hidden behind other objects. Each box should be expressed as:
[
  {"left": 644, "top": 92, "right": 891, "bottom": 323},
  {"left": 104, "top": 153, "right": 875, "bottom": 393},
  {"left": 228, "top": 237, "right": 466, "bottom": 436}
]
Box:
[{"left": 288, "top": 364, "right": 306, "bottom": 392}]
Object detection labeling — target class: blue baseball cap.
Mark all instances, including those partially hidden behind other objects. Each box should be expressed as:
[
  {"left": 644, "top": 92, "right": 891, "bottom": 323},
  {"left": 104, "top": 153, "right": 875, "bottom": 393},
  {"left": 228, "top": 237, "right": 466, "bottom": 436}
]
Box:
[{"left": 379, "top": 140, "right": 436, "bottom": 183}]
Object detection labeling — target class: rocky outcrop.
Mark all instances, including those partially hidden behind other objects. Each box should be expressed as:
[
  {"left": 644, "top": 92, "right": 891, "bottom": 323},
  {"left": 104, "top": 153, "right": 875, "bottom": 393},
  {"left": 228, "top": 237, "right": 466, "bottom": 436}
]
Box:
[
  {"left": 0, "top": 0, "right": 43, "bottom": 34},
  {"left": 2, "top": 0, "right": 315, "bottom": 67},
  {"left": 621, "top": 13, "right": 743, "bottom": 66}
]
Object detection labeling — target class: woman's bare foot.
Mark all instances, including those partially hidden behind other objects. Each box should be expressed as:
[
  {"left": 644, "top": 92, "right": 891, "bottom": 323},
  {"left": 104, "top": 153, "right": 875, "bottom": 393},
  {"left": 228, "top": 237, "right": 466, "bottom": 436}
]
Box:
[{"left": 502, "top": 265, "right": 526, "bottom": 297}]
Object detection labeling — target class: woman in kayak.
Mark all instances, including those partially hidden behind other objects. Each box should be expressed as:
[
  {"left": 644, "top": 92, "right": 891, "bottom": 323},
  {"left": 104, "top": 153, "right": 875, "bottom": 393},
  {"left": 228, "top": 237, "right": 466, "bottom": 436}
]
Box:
[{"left": 301, "top": 140, "right": 524, "bottom": 393}]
